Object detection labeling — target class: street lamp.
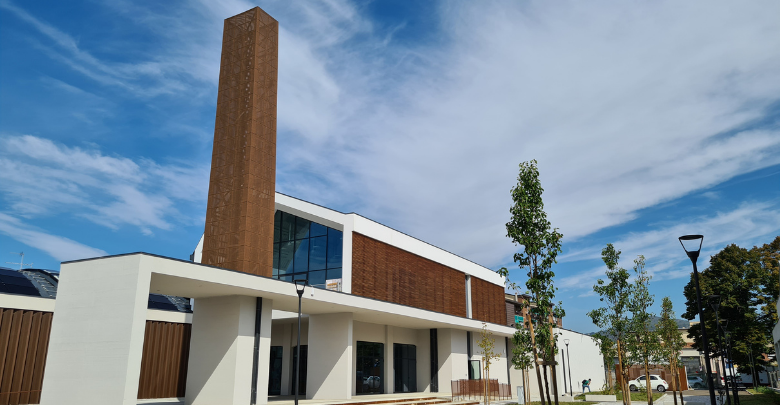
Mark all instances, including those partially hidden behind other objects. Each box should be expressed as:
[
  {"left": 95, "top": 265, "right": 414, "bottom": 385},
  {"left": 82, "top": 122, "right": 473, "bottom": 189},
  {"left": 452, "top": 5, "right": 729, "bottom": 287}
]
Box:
[
  {"left": 564, "top": 339, "right": 573, "bottom": 395},
  {"left": 294, "top": 279, "right": 307, "bottom": 405},
  {"left": 561, "top": 338, "right": 569, "bottom": 394},
  {"left": 679, "top": 234, "right": 717, "bottom": 405},
  {"left": 709, "top": 295, "right": 731, "bottom": 405}
]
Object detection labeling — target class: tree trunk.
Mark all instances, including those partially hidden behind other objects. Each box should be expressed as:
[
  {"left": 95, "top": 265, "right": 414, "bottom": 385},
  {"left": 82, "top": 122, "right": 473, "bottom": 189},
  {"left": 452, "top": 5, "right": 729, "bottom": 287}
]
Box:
[
  {"left": 543, "top": 364, "right": 552, "bottom": 404},
  {"left": 528, "top": 320, "right": 546, "bottom": 405},
  {"left": 644, "top": 356, "right": 652, "bottom": 405},
  {"left": 670, "top": 356, "right": 678, "bottom": 405},
  {"left": 617, "top": 339, "right": 630, "bottom": 405}
]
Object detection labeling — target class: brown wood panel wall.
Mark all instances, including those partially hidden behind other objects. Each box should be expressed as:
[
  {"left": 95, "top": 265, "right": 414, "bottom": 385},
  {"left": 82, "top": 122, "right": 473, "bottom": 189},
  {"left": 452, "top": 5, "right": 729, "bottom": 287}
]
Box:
[
  {"left": 352, "top": 233, "right": 468, "bottom": 318},
  {"left": 0, "top": 308, "right": 52, "bottom": 405},
  {"left": 137, "top": 321, "right": 192, "bottom": 399},
  {"left": 470, "top": 277, "right": 505, "bottom": 325}
]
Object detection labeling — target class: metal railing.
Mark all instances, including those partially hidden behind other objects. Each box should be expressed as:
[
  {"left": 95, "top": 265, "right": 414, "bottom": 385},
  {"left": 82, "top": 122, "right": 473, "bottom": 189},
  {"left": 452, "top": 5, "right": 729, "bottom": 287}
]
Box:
[{"left": 451, "top": 379, "right": 512, "bottom": 401}]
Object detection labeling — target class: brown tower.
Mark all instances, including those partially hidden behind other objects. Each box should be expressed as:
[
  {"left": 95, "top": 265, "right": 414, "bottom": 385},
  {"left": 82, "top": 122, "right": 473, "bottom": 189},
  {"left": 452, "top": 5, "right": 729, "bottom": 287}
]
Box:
[{"left": 202, "top": 7, "right": 278, "bottom": 276}]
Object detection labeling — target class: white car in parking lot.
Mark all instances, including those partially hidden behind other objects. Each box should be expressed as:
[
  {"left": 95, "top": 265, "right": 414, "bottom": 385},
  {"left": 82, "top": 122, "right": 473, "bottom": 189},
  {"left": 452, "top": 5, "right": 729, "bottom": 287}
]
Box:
[{"left": 629, "top": 374, "right": 669, "bottom": 392}]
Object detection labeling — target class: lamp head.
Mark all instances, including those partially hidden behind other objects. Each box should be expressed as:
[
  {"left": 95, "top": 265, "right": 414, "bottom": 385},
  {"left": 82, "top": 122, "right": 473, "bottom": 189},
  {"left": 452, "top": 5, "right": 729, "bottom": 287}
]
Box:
[
  {"left": 708, "top": 294, "right": 721, "bottom": 311},
  {"left": 294, "top": 278, "right": 307, "bottom": 296},
  {"left": 679, "top": 235, "right": 703, "bottom": 262},
  {"left": 721, "top": 319, "right": 729, "bottom": 331},
  {"left": 564, "top": 339, "right": 570, "bottom": 345}
]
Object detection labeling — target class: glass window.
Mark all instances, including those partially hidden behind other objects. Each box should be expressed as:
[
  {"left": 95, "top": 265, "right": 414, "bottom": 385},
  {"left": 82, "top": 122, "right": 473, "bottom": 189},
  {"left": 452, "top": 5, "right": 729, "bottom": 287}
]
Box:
[
  {"left": 327, "top": 228, "right": 343, "bottom": 269},
  {"left": 327, "top": 268, "right": 342, "bottom": 280},
  {"left": 356, "top": 342, "right": 384, "bottom": 394},
  {"left": 309, "top": 236, "right": 327, "bottom": 271},
  {"left": 469, "top": 360, "right": 481, "bottom": 380},
  {"left": 273, "top": 211, "right": 281, "bottom": 243},
  {"left": 308, "top": 270, "right": 327, "bottom": 288},
  {"left": 280, "top": 212, "right": 296, "bottom": 242},
  {"left": 272, "top": 210, "right": 344, "bottom": 290},
  {"left": 279, "top": 241, "right": 294, "bottom": 275},
  {"left": 309, "top": 222, "right": 327, "bottom": 237},
  {"left": 293, "top": 239, "right": 308, "bottom": 273}
]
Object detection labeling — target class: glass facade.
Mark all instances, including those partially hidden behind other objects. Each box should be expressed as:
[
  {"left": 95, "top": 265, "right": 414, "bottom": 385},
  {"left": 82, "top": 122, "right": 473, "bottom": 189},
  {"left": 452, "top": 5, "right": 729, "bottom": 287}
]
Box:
[{"left": 272, "top": 211, "right": 343, "bottom": 288}]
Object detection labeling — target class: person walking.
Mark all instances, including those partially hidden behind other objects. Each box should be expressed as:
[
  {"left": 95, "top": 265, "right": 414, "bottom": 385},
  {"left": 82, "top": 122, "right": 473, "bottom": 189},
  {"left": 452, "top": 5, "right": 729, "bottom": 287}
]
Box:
[{"left": 582, "top": 378, "right": 592, "bottom": 393}]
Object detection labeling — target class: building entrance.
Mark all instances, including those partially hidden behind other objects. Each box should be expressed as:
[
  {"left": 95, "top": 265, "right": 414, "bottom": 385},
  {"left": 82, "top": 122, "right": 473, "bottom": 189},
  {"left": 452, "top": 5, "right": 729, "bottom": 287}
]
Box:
[
  {"left": 394, "top": 343, "right": 417, "bottom": 392},
  {"left": 356, "top": 341, "right": 384, "bottom": 394},
  {"left": 268, "top": 346, "right": 283, "bottom": 395}
]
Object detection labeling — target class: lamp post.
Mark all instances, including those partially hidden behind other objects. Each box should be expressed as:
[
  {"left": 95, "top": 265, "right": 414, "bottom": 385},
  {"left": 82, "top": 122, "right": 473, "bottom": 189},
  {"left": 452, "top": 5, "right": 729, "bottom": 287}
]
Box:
[
  {"left": 724, "top": 328, "right": 740, "bottom": 405},
  {"left": 562, "top": 338, "right": 569, "bottom": 394},
  {"left": 564, "top": 339, "right": 573, "bottom": 395},
  {"left": 294, "top": 279, "right": 307, "bottom": 405},
  {"left": 679, "top": 234, "right": 717, "bottom": 405},
  {"left": 709, "top": 295, "right": 731, "bottom": 405}
]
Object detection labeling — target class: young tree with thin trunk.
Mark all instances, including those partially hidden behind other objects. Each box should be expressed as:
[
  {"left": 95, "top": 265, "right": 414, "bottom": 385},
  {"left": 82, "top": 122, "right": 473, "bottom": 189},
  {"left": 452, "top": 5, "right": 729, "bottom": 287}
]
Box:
[
  {"left": 511, "top": 320, "right": 534, "bottom": 404},
  {"left": 657, "top": 297, "right": 686, "bottom": 405},
  {"left": 588, "top": 244, "right": 633, "bottom": 405},
  {"left": 626, "top": 255, "right": 660, "bottom": 405},
  {"left": 592, "top": 331, "right": 617, "bottom": 391},
  {"left": 506, "top": 160, "right": 564, "bottom": 405},
  {"left": 478, "top": 323, "right": 501, "bottom": 405}
]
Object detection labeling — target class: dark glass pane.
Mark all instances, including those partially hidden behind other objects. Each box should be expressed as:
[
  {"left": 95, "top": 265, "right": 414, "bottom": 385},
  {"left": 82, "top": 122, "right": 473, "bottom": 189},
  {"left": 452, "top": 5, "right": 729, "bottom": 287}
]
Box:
[
  {"left": 293, "top": 239, "right": 309, "bottom": 273},
  {"left": 327, "top": 229, "right": 343, "bottom": 269},
  {"left": 279, "top": 241, "right": 295, "bottom": 275},
  {"left": 273, "top": 243, "right": 280, "bottom": 277},
  {"left": 327, "top": 268, "right": 342, "bottom": 280},
  {"left": 295, "top": 217, "right": 310, "bottom": 240},
  {"left": 309, "top": 222, "right": 327, "bottom": 237},
  {"left": 280, "top": 274, "right": 293, "bottom": 282},
  {"left": 280, "top": 212, "right": 296, "bottom": 242},
  {"left": 356, "top": 342, "right": 384, "bottom": 395},
  {"left": 274, "top": 210, "right": 281, "bottom": 243},
  {"left": 309, "top": 236, "right": 327, "bottom": 271},
  {"left": 308, "top": 270, "right": 326, "bottom": 288}
]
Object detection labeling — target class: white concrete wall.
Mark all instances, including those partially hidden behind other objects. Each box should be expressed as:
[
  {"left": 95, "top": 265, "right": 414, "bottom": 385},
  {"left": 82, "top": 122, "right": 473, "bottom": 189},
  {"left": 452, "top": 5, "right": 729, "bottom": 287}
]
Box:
[
  {"left": 185, "top": 295, "right": 257, "bottom": 405},
  {"left": 417, "top": 329, "right": 432, "bottom": 393},
  {"left": 40, "top": 255, "right": 150, "bottom": 405},
  {"left": 307, "top": 313, "right": 354, "bottom": 399},
  {"left": 437, "top": 328, "right": 470, "bottom": 391}
]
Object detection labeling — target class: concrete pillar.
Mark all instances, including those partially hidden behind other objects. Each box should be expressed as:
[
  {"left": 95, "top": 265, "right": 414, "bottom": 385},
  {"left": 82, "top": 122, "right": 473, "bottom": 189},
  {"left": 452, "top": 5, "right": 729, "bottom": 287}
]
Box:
[
  {"left": 306, "top": 313, "right": 353, "bottom": 399},
  {"left": 416, "top": 329, "right": 432, "bottom": 393},
  {"left": 385, "top": 325, "right": 394, "bottom": 393},
  {"left": 437, "top": 328, "right": 469, "bottom": 393},
  {"left": 254, "top": 299, "right": 273, "bottom": 405},
  {"left": 40, "top": 255, "right": 150, "bottom": 405},
  {"left": 185, "top": 295, "right": 257, "bottom": 405}
]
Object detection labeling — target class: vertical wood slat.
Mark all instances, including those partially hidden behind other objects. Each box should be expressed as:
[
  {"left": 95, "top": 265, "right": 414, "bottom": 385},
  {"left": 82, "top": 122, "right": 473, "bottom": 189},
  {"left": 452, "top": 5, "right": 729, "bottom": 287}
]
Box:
[
  {"left": 0, "top": 308, "right": 53, "bottom": 405},
  {"left": 137, "top": 320, "right": 192, "bottom": 400}
]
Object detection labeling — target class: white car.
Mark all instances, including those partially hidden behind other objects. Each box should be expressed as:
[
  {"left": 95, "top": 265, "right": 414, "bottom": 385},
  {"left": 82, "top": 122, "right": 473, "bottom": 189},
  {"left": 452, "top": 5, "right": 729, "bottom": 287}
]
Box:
[
  {"left": 688, "top": 376, "right": 705, "bottom": 389},
  {"left": 629, "top": 374, "right": 669, "bottom": 392}
]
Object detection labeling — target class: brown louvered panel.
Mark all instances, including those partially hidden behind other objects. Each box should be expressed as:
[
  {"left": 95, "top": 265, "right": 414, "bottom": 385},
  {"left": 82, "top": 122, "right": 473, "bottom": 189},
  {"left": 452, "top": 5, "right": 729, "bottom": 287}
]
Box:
[
  {"left": 0, "top": 308, "right": 53, "bottom": 405},
  {"left": 137, "top": 320, "right": 192, "bottom": 400},
  {"left": 351, "top": 233, "right": 468, "bottom": 318},
  {"left": 202, "top": 7, "right": 278, "bottom": 276},
  {"left": 470, "top": 278, "right": 505, "bottom": 325}
]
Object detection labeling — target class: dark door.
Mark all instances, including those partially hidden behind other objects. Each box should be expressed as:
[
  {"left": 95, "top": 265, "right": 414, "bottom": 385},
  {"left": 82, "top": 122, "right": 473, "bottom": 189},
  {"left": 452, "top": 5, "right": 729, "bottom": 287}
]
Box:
[
  {"left": 268, "top": 346, "right": 283, "bottom": 395},
  {"left": 291, "top": 345, "right": 307, "bottom": 395},
  {"left": 356, "top": 341, "right": 384, "bottom": 394},
  {"left": 394, "top": 344, "right": 417, "bottom": 392}
]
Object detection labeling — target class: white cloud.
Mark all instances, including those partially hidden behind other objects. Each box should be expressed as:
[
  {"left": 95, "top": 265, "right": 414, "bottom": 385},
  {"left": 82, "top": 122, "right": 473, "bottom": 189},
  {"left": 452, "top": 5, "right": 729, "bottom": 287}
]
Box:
[
  {"left": 0, "top": 135, "right": 209, "bottom": 232},
  {"left": 0, "top": 213, "right": 107, "bottom": 262},
  {"left": 557, "top": 202, "right": 780, "bottom": 290}
]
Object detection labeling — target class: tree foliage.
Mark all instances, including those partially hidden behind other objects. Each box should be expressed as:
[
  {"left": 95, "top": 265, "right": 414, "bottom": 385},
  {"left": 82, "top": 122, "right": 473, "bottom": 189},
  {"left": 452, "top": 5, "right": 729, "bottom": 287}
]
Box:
[
  {"left": 506, "top": 160, "right": 564, "bottom": 405},
  {"left": 478, "top": 323, "right": 501, "bottom": 405},
  {"left": 625, "top": 255, "right": 661, "bottom": 405},
  {"left": 657, "top": 297, "right": 686, "bottom": 405},
  {"left": 682, "top": 237, "right": 779, "bottom": 374}
]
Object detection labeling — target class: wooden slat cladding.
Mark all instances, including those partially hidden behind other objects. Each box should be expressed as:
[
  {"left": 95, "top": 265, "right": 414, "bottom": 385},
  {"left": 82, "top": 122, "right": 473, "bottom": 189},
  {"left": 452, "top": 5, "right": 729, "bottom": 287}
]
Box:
[
  {"left": 470, "top": 278, "right": 505, "bottom": 325},
  {"left": 137, "top": 321, "right": 192, "bottom": 399},
  {"left": 0, "top": 308, "right": 52, "bottom": 405},
  {"left": 352, "top": 233, "right": 467, "bottom": 318}
]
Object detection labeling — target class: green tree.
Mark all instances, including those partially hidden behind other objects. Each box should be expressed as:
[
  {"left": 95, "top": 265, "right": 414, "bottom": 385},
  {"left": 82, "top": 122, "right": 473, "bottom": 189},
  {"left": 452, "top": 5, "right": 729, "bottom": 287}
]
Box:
[
  {"left": 506, "top": 160, "right": 564, "bottom": 405},
  {"left": 657, "top": 297, "right": 686, "bottom": 405},
  {"left": 588, "top": 244, "right": 633, "bottom": 405},
  {"left": 511, "top": 322, "right": 534, "bottom": 404},
  {"left": 592, "top": 331, "right": 617, "bottom": 391},
  {"left": 478, "top": 323, "right": 501, "bottom": 405},
  {"left": 625, "top": 255, "right": 661, "bottom": 405},
  {"left": 682, "top": 240, "right": 778, "bottom": 377}
]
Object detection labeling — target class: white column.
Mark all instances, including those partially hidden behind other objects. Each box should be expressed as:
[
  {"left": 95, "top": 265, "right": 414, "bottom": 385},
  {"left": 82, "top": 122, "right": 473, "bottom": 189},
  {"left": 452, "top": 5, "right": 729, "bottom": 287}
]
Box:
[
  {"left": 40, "top": 255, "right": 150, "bottom": 405},
  {"left": 186, "top": 295, "right": 256, "bottom": 405},
  {"left": 307, "top": 312, "right": 353, "bottom": 399},
  {"left": 416, "top": 329, "right": 432, "bottom": 393},
  {"left": 437, "top": 328, "right": 469, "bottom": 393},
  {"left": 255, "top": 298, "right": 273, "bottom": 405},
  {"left": 385, "top": 325, "right": 394, "bottom": 393}
]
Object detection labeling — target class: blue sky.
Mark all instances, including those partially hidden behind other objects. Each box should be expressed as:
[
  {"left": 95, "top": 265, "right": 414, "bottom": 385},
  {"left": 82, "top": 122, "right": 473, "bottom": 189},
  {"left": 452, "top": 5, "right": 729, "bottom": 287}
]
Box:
[{"left": 1, "top": 0, "right": 779, "bottom": 333}]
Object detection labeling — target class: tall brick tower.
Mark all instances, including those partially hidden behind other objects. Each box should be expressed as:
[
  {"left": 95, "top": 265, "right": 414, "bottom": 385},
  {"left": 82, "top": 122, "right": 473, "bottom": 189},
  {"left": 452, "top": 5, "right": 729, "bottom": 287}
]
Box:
[{"left": 202, "top": 7, "right": 278, "bottom": 276}]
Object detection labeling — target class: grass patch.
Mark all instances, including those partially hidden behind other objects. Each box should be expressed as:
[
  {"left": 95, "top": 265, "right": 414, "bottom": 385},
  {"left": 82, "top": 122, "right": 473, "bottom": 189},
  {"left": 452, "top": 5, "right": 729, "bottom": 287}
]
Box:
[
  {"left": 739, "top": 389, "right": 780, "bottom": 405},
  {"left": 573, "top": 390, "right": 664, "bottom": 402}
]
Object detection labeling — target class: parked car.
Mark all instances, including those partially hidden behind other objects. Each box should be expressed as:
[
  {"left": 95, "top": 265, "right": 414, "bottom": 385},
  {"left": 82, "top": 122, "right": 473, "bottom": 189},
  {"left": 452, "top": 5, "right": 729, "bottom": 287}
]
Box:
[
  {"left": 688, "top": 376, "right": 705, "bottom": 389},
  {"left": 628, "top": 374, "right": 669, "bottom": 392}
]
